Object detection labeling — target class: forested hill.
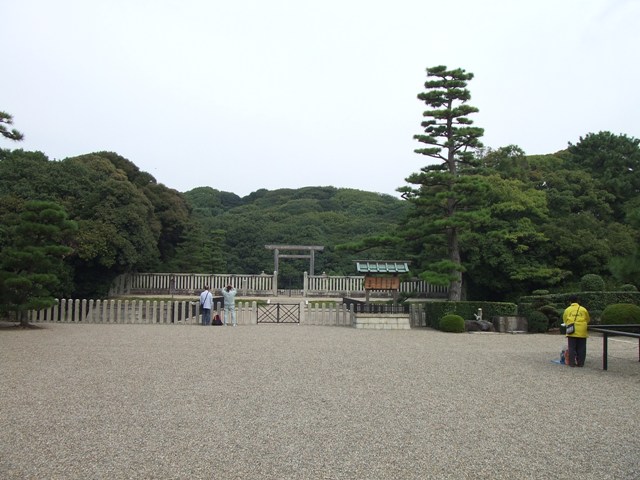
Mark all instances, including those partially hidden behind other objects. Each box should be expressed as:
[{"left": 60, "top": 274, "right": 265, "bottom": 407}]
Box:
[
  {"left": 0, "top": 149, "right": 407, "bottom": 295},
  {"left": 4, "top": 130, "right": 640, "bottom": 301},
  {"left": 175, "top": 186, "right": 409, "bottom": 285},
  {"left": 185, "top": 185, "right": 404, "bottom": 220}
]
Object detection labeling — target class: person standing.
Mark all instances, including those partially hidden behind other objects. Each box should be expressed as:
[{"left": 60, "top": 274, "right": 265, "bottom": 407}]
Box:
[
  {"left": 221, "top": 285, "right": 237, "bottom": 326},
  {"left": 199, "top": 286, "right": 213, "bottom": 326},
  {"left": 562, "top": 295, "right": 590, "bottom": 367}
]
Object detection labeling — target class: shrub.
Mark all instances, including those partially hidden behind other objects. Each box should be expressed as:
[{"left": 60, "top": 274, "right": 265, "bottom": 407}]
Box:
[
  {"left": 601, "top": 303, "right": 640, "bottom": 325},
  {"left": 527, "top": 310, "right": 549, "bottom": 333},
  {"left": 619, "top": 284, "right": 638, "bottom": 292},
  {"left": 532, "top": 289, "right": 550, "bottom": 295},
  {"left": 519, "top": 292, "right": 640, "bottom": 317},
  {"left": 539, "top": 304, "right": 561, "bottom": 328},
  {"left": 580, "top": 274, "right": 605, "bottom": 291},
  {"left": 439, "top": 314, "right": 465, "bottom": 333},
  {"left": 420, "top": 301, "right": 517, "bottom": 329}
]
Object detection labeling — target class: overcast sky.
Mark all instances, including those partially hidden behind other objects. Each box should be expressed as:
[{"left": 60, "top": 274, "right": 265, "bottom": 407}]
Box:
[{"left": 2, "top": 0, "right": 639, "bottom": 197}]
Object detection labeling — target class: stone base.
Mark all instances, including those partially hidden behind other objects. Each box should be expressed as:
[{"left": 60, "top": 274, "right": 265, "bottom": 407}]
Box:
[
  {"left": 353, "top": 313, "right": 410, "bottom": 330},
  {"left": 492, "top": 316, "right": 528, "bottom": 333}
]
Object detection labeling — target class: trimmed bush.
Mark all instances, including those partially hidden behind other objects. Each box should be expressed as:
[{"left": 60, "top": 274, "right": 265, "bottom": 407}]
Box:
[
  {"left": 601, "top": 303, "right": 640, "bottom": 325},
  {"left": 539, "top": 304, "right": 561, "bottom": 329},
  {"left": 439, "top": 314, "right": 465, "bottom": 333},
  {"left": 532, "top": 289, "right": 550, "bottom": 296},
  {"left": 527, "top": 310, "right": 548, "bottom": 333},
  {"left": 619, "top": 284, "right": 638, "bottom": 292},
  {"left": 580, "top": 274, "right": 605, "bottom": 292}
]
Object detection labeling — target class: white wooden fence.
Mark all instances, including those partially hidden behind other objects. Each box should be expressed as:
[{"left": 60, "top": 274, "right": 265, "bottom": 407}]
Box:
[
  {"left": 110, "top": 272, "right": 277, "bottom": 297},
  {"left": 304, "top": 273, "right": 448, "bottom": 298},
  {"left": 109, "top": 272, "right": 447, "bottom": 298},
  {"left": 27, "top": 299, "right": 429, "bottom": 327}
]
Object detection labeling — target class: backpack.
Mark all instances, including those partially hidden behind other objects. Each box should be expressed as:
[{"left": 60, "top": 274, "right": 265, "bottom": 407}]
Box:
[{"left": 212, "top": 314, "right": 223, "bottom": 326}]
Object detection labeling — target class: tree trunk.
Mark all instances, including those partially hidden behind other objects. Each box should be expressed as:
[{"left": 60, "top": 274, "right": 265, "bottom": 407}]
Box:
[
  {"left": 18, "top": 310, "right": 30, "bottom": 328},
  {"left": 447, "top": 226, "right": 462, "bottom": 301},
  {"left": 445, "top": 116, "right": 461, "bottom": 300}
]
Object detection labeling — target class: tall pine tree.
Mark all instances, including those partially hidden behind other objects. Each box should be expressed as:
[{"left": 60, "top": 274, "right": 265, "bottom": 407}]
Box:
[{"left": 399, "top": 66, "right": 484, "bottom": 301}]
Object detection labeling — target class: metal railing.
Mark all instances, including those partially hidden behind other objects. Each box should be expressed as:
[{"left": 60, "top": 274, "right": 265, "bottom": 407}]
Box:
[{"left": 588, "top": 324, "right": 640, "bottom": 370}]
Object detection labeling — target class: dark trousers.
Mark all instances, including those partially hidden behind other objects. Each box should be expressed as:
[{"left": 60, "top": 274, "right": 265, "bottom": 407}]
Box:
[{"left": 567, "top": 337, "right": 587, "bottom": 366}]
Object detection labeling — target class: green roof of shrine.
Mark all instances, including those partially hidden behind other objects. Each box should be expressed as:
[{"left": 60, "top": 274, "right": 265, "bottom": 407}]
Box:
[{"left": 355, "top": 261, "right": 410, "bottom": 274}]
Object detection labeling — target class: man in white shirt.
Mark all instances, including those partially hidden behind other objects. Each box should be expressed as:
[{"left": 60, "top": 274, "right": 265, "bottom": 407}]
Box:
[
  {"left": 199, "top": 286, "right": 213, "bottom": 326},
  {"left": 221, "top": 285, "right": 237, "bottom": 326}
]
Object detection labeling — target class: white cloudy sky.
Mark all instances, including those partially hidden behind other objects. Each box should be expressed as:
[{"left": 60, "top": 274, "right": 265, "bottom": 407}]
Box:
[{"left": 2, "top": 0, "right": 638, "bottom": 197}]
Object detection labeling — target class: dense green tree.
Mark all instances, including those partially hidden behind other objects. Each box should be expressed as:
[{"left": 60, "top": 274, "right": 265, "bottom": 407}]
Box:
[
  {"left": 75, "top": 152, "right": 191, "bottom": 262},
  {"left": 460, "top": 171, "right": 566, "bottom": 300},
  {"left": 479, "top": 145, "right": 531, "bottom": 181},
  {"left": 59, "top": 154, "right": 160, "bottom": 266},
  {"left": 0, "top": 149, "right": 192, "bottom": 296},
  {"left": 564, "top": 132, "right": 640, "bottom": 283},
  {"left": 609, "top": 199, "right": 640, "bottom": 284},
  {"left": 399, "top": 66, "right": 484, "bottom": 300},
  {"left": 163, "top": 222, "right": 226, "bottom": 273},
  {"left": 490, "top": 149, "right": 636, "bottom": 287},
  {"left": 504, "top": 152, "right": 636, "bottom": 283},
  {"left": 0, "top": 201, "right": 76, "bottom": 326},
  {"left": 67, "top": 152, "right": 191, "bottom": 263},
  {"left": 185, "top": 187, "right": 242, "bottom": 216},
  {"left": 142, "top": 182, "right": 191, "bottom": 261},
  {"left": 568, "top": 132, "right": 640, "bottom": 221},
  {"left": 0, "top": 149, "right": 57, "bottom": 200}
]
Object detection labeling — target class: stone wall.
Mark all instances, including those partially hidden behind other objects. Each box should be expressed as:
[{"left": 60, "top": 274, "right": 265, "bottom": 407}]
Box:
[
  {"left": 353, "top": 313, "right": 411, "bottom": 330},
  {"left": 492, "top": 316, "right": 528, "bottom": 333}
]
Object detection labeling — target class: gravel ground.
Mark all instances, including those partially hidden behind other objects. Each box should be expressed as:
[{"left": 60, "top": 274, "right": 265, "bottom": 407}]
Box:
[{"left": 1, "top": 323, "right": 639, "bottom": 480}]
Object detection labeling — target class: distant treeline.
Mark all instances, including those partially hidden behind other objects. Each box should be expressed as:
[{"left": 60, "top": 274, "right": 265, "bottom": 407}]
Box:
[{"left": 2, "top": 130, "right": 640, "bottom": 302}]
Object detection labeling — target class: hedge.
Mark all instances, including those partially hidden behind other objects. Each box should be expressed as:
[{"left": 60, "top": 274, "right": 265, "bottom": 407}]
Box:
[
  {"left": 417, "top": 301, "right": 517, "bottom": 329},
  {"left": 518, "top": 291, "right": 640, "bottom": 325}
]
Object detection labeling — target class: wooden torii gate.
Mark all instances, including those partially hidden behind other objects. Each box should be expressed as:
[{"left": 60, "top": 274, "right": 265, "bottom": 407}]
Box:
[{"left": 265, "top": 245, "right": 324, "bottom": 276}]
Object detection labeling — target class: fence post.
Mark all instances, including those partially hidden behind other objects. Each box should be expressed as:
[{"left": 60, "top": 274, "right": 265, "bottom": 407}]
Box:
[
  {"left": 298, "top": 300, "right": 305, "bottom": 324},
  {"left": 272, "top": 271, "right": 278, "bottom": 296},
  {"left": 105, "top": 300, "right": 113, "bottom": 323},
  {"left": 158, "top": 301, "right": 165, "bottom": 324},
  {"left": 90, "top": 299, "right": 98, "bottom": 323},
  {"left": 172, "top": 301, "right": 179, "bottom": 324},
  {"left": 59, "top": 299, "right": 66, "bottom": 322},
  {"left": 76, "top": 298, "right": 87, "bottom": 323},
  {"left": 93, "top": 299, "right": 100, "bottom": 323},
  {"left": 144, "top": 300, "right": 150, "bottom": 324},
  {"left": 132, "top": 300, "right": 138, "bottom": 324},
  {"left": 150, "top": 301, "right": 156, "bottom": 323}
]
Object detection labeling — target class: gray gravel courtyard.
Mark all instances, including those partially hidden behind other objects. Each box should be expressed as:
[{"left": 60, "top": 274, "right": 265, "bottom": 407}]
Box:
[{"left": 1, "top": 323, "right": 639, "bottom": 479}]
